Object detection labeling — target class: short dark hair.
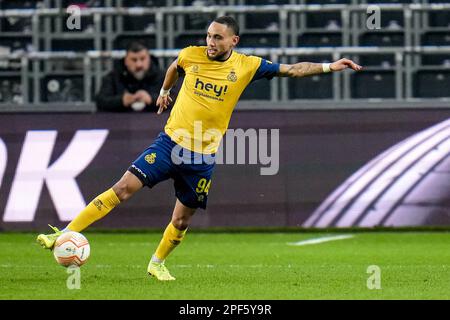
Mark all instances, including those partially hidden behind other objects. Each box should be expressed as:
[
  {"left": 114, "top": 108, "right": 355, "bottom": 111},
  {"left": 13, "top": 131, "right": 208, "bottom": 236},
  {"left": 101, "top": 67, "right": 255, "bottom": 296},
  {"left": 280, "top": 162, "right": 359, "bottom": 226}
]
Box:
[
  {"left": 126, "top": 41, "right": 149, "bottom": 53},
  {"left": 213, "top": 16, "right": 239, "bottom": 36}
]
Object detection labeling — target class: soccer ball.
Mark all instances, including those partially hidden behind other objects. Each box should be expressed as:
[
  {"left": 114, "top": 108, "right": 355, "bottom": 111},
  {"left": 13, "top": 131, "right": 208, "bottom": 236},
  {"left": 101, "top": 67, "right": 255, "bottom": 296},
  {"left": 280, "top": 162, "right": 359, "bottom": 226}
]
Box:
[{"left": 53, "top": 231, "right": 90, "bottom": 267}]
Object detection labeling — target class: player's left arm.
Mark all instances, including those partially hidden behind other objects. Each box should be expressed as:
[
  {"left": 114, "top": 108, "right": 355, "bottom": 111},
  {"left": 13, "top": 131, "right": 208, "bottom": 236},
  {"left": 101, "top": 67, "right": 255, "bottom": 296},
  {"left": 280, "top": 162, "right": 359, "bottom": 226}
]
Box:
[
  {"left": 156, "top": 58, "right": 179, "bottom": 114},
  {"left": 277, "top": 58, "right": 362, "bottom": 78}
]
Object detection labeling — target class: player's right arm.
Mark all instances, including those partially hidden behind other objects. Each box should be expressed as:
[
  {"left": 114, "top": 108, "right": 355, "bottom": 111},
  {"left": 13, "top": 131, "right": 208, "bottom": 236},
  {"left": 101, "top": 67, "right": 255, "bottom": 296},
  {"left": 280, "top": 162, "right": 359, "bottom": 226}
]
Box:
[
  {"left": 278, "top": 58, "right": 362, "bottom": 78},
  {"left": 156, "top": 58, "right": 179, "bottom": 114}
]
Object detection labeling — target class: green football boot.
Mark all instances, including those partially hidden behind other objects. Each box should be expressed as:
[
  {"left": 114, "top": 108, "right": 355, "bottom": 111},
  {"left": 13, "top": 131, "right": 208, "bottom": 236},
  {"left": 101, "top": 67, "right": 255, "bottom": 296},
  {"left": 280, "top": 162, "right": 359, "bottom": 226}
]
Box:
[
  {"left": 36, "top": 225, "right": 63, "bottom": 250},
  {"left": 148, "top": 261, "right": 176, "bottom": 281}
]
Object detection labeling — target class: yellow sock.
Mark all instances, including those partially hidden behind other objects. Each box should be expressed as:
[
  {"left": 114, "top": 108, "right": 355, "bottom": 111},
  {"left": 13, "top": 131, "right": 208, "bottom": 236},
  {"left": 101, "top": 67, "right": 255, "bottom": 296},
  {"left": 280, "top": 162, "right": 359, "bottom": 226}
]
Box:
[
  {"left": 154, "top": 223, "right": 187, "bottom": 261},
  {"left": 67, "top": 188, "right": 120, "bottom": 232}
]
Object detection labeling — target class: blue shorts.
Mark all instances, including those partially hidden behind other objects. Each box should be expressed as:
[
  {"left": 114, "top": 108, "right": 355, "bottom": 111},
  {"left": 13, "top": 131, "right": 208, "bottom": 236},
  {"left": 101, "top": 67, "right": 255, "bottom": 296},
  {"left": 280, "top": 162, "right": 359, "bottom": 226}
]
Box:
[{"left": 128, "top": 132, "right": 216, "bottom": 209}]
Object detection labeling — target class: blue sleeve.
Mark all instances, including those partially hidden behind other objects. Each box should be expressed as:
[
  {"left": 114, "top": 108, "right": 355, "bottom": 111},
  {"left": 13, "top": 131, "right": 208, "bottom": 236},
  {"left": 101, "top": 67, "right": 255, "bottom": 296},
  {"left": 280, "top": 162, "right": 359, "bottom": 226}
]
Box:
[{"left": 252, "top": 59, "right": 280, "bottom": 82}]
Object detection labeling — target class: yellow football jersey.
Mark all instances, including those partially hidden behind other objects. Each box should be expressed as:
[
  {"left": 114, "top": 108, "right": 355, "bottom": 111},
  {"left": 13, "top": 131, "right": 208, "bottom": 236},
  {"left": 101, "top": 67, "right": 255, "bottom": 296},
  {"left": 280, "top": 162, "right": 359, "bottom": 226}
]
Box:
[{"left": 164, "top": 46, "right": 266, "bottom": 154}]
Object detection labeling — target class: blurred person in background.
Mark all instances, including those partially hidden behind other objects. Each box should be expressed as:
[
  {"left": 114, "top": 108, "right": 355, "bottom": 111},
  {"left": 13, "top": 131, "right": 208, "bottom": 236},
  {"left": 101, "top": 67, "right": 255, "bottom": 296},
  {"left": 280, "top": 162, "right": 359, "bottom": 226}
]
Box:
[{"left": 95, "top": 41, "right": 166, "bottom": 112}]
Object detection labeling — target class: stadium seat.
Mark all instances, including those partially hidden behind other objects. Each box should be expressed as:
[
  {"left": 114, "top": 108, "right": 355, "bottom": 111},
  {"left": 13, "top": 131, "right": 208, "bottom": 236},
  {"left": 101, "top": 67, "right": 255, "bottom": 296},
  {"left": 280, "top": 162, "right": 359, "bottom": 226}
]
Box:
[
  {"left": 427, "top": 11, "right": 450, "bottom": 27},
  {"left": 304, "top": 0, "right": 351, "bottom": 4},
  {"left": 421, "top": 54, "right": 450, "bottom": 66},
  {"left": 358, "top": 54, "right": 395, "bottom": 67},
  {"left": 288, "top": 74, "right": 333, "bottom": 99},
  {"left": 122, "top": 15, "right": 156, "bottom": 32},
  {"left": 238, "top": 33, "right": 280, "bottom": 48},
  {"left": 351, "top": 71, "right": 396, "bottom": 98},
  {"left": 0, "top": 36, "right": 32, "bottom": 52},
  {"left": 0, "top": 16, "right": 32, "bottom": 32},
  {"left": 51, "top": 39, "right": 95, "bottom": 51},
  {"left": 413, "top": 71, "right": 450, "bottom": 98},
  {"left": 421, "top": 32, "right": 450, "bottom": 46},
  {"left": 297, "top": 33, "right": 342, "bottom": 47},
  {"left": 380, "top": 11, "right": 404, "bottom": 29},
  {"left": 182, "top": 0, "right": 229, "bottom": 5},
  {"left": 359, "top": 32, "right": 405, "bottom": 47},
  {"left": 184, "top": 13, "right": 217, "bottom": 31},
  {"left": 244, "top": 0, "right": 290, "bottom": 4},
  {"left": 174, "top": 34, "right": 206, "bottom": 48},
  {"left": 360, "top": 0, "right": 411, "bottom": 3},
  {"left": 245, "top": 13, "right": 279, "bottom": 30},
  {"left": 41, "top": 75, "right": 85, "bottom": 102},
  {"left": 0, "top": 0, "right": 39, "bottom": 9},
  {"left": 114, "top": 35, "right": 157, "bottom": 50},
  {"left": 122, "top": 0, "right": 169, "bottom": 7},
  {"left": 0, "top": 76, "right": 22, "bottom": 104},
  {"left": 305, "top": 12, "right": 342, "bottom": 29},
  {"left": 62, "top": 0, "right": 105, "bottom": 6}
]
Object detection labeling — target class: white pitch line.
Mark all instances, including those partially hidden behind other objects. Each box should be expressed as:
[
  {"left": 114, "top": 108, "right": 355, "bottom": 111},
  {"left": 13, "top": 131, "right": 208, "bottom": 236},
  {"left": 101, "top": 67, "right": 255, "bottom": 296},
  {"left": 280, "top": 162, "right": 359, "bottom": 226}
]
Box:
[{"left": 287, "top": 234, "right": 355, "bottom": 246}]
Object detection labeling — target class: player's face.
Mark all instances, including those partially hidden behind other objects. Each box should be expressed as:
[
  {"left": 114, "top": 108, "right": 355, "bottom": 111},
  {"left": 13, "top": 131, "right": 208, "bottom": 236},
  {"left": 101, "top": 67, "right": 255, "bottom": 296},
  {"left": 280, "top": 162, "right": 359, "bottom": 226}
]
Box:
[
  {"left": 124, "top": 50, "right": 151, "bottom": 80},
  {"left": 206, "top": 22, "right": 239, "bottom": 61}
]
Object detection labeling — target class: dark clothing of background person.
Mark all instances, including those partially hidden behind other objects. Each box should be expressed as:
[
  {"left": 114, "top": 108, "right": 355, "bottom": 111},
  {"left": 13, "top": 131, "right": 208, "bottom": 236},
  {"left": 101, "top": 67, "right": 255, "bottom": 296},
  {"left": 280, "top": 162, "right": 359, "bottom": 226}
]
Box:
[{"left": 96, "top": 56, "right": 165, "bottom": 112}]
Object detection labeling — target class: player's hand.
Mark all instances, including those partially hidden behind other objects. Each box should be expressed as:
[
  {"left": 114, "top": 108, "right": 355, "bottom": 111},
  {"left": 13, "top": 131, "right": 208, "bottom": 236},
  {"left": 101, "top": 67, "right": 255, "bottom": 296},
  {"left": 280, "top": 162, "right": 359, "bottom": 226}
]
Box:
[
  {"left": 122, "top": 92, "right": 136, "bottom": 107},
  {"left": 135, "top": 90, "right": 153, "bottom": 105},
  {"left": 156, "top": 94, "right": 173, "bottom": 115},
  {"left": 330, "top": 58, "right": 362, "bottom": 72}
]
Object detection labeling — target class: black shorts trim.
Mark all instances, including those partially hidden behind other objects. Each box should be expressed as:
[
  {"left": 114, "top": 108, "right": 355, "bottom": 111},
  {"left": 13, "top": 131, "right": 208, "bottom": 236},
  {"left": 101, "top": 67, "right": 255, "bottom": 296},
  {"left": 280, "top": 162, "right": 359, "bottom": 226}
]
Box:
[{"left": 127, "top": 165, "right": 151, "bottom": 187}]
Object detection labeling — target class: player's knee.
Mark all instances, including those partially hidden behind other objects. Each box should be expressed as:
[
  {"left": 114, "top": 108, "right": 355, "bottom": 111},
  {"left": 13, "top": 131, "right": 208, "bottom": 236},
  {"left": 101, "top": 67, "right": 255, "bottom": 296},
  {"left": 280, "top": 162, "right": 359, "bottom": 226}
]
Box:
[
  {"left": 171, "top": 217, "right": 189, "bottom": 231},
  {"left": 112, "top": 182, "right": 134, "bottom": 202}
]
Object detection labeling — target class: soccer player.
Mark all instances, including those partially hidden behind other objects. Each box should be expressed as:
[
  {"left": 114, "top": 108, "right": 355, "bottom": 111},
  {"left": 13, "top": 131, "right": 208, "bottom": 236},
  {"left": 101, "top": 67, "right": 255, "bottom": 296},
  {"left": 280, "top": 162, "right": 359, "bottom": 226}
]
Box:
[{"left": 37, "top": 16, "right": 362, "bottom": 281}]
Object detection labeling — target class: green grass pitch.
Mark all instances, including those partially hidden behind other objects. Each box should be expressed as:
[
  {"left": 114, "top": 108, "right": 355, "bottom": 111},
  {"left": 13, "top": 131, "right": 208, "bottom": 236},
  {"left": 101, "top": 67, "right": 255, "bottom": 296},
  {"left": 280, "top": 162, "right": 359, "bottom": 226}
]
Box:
[{"left": 1, "top": 231, "right": 450, "bottom": 299}]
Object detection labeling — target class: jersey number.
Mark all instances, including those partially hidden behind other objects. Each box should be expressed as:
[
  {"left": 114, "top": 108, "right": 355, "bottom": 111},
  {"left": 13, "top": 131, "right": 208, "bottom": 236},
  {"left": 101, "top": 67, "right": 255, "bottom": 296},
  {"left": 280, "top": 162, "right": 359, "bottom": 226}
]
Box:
[{"left": 196, "top": 178, "right": 211, "bottom": 194}]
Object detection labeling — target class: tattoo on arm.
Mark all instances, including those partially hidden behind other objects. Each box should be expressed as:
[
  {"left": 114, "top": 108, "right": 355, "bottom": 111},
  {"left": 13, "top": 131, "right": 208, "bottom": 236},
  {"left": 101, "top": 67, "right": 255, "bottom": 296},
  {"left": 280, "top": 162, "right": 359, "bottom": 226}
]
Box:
[{"left": 278, "top": 62, "right": 323, "bottom": 78}]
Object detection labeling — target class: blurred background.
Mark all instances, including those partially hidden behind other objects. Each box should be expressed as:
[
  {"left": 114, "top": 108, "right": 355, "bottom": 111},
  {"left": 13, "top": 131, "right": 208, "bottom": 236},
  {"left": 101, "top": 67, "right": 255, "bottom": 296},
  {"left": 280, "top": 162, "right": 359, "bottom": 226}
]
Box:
[
  {"left": 0, "top": 1, "right": 449, "bottom": 230},
  {"left": 1, "top": 0, "right": 450, "bottom": 107}
]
